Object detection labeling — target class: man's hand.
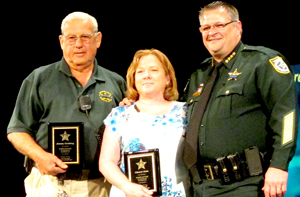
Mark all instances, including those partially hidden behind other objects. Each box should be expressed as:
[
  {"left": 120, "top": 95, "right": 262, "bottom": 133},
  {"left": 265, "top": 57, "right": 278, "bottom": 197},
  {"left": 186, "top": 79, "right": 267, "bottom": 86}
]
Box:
[
  {"left": 35, "top": 152, "right": 68, "bottom": 175},
  {"left": 7, "top": 132, "right": 68, "bottom": 176},
  {"left": 119, "top": 98, "right": 135, "bottom": 106},
  {"left": 262, "top": 167, "right": 288, "bottom": 197}
]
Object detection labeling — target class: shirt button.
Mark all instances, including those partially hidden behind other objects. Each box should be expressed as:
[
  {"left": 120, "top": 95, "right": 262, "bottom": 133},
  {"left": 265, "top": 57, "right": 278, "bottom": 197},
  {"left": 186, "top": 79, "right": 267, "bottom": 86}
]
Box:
[
  {"left": 225, "top": 90, "right": 230, "bottom": 95},
  {"left": 200, "top": 142, "right": 204, "bottom": 146}
]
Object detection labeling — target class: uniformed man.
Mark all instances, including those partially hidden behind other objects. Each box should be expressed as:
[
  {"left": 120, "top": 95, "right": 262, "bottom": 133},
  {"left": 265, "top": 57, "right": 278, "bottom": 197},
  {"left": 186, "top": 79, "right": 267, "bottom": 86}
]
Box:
[
  {"left": 182, "top": 1, "right": 298, "bottom": 197},
  {"left": 7, "top": 12, "right": 126, "bottom": 196}
]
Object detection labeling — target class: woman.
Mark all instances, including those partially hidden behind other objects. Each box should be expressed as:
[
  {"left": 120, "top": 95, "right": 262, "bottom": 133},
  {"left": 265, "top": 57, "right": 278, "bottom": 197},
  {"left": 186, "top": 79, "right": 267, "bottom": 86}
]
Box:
[{"left": 99, "top": 49, "right": 188, "bottom": 197}]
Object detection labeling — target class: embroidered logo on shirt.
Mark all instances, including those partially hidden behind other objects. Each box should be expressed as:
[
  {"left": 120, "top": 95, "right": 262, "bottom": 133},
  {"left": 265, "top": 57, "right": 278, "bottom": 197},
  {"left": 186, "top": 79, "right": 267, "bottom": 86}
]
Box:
[
  {"left": 269, "top": 56, "right": 290, "bottom": 74},
  {"left": 99, "top": 91, "right": 113, "bottom": 102}
]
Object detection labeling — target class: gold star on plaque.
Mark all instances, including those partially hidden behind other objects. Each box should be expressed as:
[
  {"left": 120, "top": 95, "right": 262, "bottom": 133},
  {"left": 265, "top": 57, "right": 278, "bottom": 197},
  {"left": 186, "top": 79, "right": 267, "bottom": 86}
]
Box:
[
  {"left": 136, "top": 159, "right": 147, "bottom": 170},
  {"left": 228, "top": 69, "right": 242, "bottom": 81},
  {"left": 60, "top": 131, "right": 71, "bottom": 141}
]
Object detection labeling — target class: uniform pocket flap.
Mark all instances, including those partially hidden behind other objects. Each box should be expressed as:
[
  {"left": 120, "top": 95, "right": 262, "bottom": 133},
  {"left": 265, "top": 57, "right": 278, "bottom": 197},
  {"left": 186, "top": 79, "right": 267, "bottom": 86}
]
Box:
[{"left": 216, "top": 84, "right": 244, "bottom": 97}]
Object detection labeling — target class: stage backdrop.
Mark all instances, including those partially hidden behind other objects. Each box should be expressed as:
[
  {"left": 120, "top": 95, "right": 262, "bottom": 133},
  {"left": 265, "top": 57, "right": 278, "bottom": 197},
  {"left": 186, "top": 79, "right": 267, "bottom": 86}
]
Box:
[{"left": 286, "top": 64, "right": 300, "bottom": 197}]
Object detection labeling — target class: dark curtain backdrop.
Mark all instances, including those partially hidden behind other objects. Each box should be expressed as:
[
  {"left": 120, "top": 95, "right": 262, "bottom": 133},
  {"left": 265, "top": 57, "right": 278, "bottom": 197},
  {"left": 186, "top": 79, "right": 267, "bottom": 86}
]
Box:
[{"left": 3, "top": 1, "right": 299, "bottom": 196}]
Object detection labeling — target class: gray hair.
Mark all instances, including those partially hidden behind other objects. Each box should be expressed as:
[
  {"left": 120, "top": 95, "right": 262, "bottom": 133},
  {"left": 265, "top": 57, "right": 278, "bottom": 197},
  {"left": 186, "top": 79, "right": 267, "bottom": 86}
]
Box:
[
  {"left": 199, "top": 1, "right": 240, "bottom": 25},
  {"left": 61, "top": 12, "right": 98, "bottom": 34}
]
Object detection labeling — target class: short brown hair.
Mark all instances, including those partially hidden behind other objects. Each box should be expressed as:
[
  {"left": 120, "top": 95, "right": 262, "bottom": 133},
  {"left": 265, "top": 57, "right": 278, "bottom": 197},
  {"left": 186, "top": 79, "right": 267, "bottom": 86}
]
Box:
[
  {"left": 126, "top": 49, "right": 179, "bottom": 101},
  {"left": 199, "top": 1, "right": 240, "bottom": 25}
]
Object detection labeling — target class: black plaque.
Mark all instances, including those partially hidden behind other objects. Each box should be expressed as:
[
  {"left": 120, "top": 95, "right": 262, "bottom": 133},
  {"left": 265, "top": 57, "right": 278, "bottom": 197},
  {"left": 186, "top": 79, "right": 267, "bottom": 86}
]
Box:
[
  {"left": 124, "top": 149, "right": 162, "bottom": 196},
  {"left": 48, "top": 122, "right": 83, "bottom": 166}
]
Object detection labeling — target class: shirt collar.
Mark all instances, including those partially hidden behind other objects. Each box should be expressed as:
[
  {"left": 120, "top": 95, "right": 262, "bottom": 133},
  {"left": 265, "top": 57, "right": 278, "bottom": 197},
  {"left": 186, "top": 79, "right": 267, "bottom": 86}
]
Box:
[
  {"left": 221, "top": 41, "right": 244, "bottom": 69},
  {"left": 59, "top": 57, "right": 106, "bottom": 82}
]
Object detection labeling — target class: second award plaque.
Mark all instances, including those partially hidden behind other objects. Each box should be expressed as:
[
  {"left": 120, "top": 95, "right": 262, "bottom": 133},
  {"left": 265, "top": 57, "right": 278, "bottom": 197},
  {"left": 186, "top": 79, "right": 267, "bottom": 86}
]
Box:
[
  {"left": 48, "top": 122, "right": 83, "bottom": 168},
  {"left": 124, "top": 149, "right": 162, "bottom": 196}
]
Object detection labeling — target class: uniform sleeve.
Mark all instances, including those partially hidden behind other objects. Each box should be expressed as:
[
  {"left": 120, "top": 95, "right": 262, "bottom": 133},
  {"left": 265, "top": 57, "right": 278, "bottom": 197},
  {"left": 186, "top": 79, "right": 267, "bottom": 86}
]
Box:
[
  {"left": 256, "top": 53, "right": 298, "bottom": 170},
  {"left": 7, "top": 75, "right": 44, "bottom": 137}
]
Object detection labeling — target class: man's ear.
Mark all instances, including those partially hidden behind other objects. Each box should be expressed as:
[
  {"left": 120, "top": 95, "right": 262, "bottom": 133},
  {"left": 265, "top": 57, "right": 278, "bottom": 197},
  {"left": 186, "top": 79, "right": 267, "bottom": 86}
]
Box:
[
  {"left": 236, "top": 21, "right": 243, "bottom": 36},
  {"left": 96, "top": 32, "right": 102, "bottom": 48},
  {"left": 59, "top": 35, "right": 64, "bottom": 50}
]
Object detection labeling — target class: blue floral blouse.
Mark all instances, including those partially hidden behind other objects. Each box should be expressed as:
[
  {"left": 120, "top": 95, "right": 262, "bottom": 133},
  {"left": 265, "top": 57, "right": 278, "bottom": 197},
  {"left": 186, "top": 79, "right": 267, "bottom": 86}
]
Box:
[{"left": 104, "top": 101, "right": 188, "bottom": 197}]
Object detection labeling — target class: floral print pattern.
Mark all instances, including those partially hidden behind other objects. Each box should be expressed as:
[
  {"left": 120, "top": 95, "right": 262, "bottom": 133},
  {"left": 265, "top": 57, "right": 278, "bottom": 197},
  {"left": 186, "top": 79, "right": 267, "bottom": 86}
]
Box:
[{"left": 104, "top": 101, "right": 187, "bottom": 197}]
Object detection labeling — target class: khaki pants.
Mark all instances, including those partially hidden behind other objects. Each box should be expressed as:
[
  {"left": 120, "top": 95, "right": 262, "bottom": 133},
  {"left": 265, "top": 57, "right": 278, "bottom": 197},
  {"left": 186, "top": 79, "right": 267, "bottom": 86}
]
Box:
[{"left": 25, "top": 167, "right": 111, "bottom": 197}]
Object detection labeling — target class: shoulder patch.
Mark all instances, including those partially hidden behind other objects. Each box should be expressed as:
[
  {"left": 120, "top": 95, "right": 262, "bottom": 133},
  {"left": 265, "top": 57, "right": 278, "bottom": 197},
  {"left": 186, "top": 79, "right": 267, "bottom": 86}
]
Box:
[{"left": 269, "top": 56, "right": 290, "bottom": 74}]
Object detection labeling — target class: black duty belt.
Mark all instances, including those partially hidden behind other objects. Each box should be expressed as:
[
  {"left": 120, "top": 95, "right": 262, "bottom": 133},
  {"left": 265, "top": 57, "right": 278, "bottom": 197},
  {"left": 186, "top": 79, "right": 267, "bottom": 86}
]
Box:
[
  {"left": 200, "top": 146, "right": 265, "bottom": 185},
  {"left": 202, "top": 160, "right": 249, "bottom": 183}
]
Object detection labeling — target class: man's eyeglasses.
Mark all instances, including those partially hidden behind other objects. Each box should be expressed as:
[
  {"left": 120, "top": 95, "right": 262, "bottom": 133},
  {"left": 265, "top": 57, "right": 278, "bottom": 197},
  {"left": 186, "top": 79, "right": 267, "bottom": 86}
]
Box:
[
  {"left": 200, "top": 21, "right": 237, "bottom": 33},
  {"left": 63, "top": 33, "right": 96, "bottom": 45}
]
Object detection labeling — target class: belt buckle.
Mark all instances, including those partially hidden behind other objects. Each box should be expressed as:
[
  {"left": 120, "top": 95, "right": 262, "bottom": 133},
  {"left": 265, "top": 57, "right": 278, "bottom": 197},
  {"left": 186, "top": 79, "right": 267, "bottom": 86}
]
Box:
[{"left": 204, "top": 165, "right": 215, "bottom": 180}]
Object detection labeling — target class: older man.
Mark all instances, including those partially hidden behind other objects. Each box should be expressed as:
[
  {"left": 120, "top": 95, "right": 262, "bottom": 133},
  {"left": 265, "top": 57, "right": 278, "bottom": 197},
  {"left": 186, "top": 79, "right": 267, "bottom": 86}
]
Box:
[
  {"left": 7, "top": 12, "right": 126, "bottom": 196},
  {"left": 182, "top": 1, "right": 298, "bottom": 197}
]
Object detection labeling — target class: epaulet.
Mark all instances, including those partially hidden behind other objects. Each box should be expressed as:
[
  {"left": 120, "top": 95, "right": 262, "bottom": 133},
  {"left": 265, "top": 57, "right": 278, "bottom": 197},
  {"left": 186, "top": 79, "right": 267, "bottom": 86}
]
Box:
[
  {"left": 243, "top": 45, "right": 291, "bottom": 74},
  {"left": 243, "top": 45, "right": 281, "bottom": 59}
]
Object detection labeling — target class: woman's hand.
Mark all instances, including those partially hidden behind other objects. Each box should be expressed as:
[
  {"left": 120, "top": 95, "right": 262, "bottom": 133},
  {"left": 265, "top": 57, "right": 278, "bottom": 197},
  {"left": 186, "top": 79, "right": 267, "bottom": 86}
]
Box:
[
  {"left": 122, "top": 182, "right": 153, "bottom": 197},
  {"left": 100, "top": 128, "right": 152, "bottom": 197}
]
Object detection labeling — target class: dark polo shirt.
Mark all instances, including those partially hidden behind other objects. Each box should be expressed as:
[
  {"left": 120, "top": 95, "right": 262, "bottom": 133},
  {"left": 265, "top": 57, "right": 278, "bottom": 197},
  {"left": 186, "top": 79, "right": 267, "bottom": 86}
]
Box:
[{"left": 8, "top": 58, "right": 126, "bottom": 169}]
